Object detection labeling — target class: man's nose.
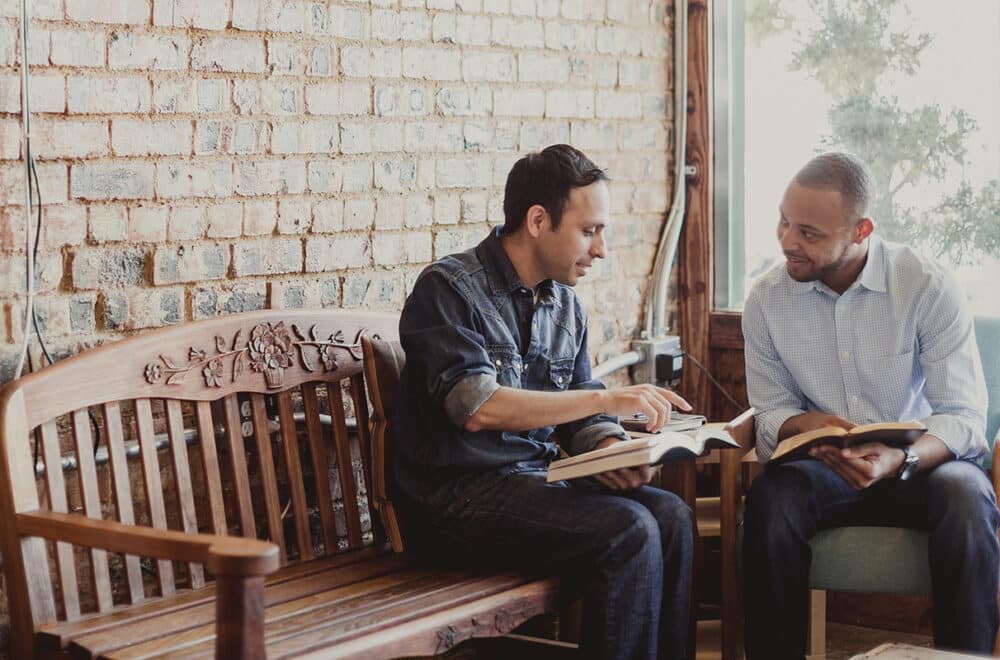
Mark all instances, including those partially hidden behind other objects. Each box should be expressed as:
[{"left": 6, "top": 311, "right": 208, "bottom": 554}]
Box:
[{"left": 591, "top": 234, "right": 606, "bottom": 259}]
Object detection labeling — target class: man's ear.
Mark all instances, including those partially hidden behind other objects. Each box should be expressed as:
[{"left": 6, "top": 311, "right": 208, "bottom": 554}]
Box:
[
  {"left": 524, "top": 204, "right": 549, "bottom": 238},
  {"left": 854, "top": 217, "right": 874, "bottom": 243}
]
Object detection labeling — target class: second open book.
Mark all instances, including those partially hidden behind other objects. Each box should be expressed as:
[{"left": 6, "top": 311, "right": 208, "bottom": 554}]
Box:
[
  {"left": 546, "top": 423, "right": 740, "bottom": 483},
  {"left": 768, "top": 420, "right": 926, "bottom": 464}
]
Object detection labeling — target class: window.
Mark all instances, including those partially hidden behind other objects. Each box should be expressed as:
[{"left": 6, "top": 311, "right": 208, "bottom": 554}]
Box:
[{"left": 715, "top": 0, "right": 1000, "bottom": 316}]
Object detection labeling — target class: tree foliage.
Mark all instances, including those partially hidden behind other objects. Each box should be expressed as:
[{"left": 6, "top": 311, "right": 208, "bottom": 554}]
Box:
[{"left": 747, "top": 0, "right": 999, "bottom": 263}]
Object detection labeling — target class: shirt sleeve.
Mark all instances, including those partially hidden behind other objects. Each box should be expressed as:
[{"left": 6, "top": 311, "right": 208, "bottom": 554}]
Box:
[
  {"left": 742, "top": 285, "right": 808, "bottom": 462},
  {"left": 399, "top": 268, "right": 500, "bottom": 428},
  {"left": 914, "top": 271, "right": 989, "bottom": 459},
  {"left": 558, "top": 310, "right": 629, "bottom": 455}
]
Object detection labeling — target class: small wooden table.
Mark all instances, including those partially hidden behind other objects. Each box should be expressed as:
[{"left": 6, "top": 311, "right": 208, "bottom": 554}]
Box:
[{"left": 852, "top": 643, "right": 990, "bottom": 659}]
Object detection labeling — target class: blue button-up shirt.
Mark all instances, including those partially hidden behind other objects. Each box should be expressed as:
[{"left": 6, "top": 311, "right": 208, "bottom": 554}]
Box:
[
  {"left": 393, "top": 228, "right": 627, "bottom": 506},
  {"left": 743, "top": 236, "right": 988, "bottom": 463}
]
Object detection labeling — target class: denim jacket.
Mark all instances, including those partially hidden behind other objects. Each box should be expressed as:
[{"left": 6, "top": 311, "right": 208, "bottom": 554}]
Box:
[{"left": 392, "top": 228, "right": 628, "bottom": 508}]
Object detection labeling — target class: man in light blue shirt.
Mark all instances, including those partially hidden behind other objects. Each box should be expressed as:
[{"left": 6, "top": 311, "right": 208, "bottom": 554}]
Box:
[{"left": 742, "top": 152, "right": 999, "bottom": 658}]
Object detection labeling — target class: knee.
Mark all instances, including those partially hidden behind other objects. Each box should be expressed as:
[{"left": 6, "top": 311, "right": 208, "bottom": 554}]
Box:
[
  {"left": 927, "top": 461, "right": 1000, "bottom": 534},
  {"left": 644, "top": 490, "right": 694, "bottom": 543},
  {"left": 745, "top": 466, "right": 810, "bottom": 529},
  {"left": 607, "top": 503, "right": 665, "bottom": 562}
]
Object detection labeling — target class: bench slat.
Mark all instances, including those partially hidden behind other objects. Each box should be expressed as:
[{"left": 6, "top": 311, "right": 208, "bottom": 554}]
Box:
[
  {"left": 222, "top": 395, "right": 256, "bottom": 538},
  {"left": 250, "top": 394, "right": 286, "bottom": 563},
  {"left": 69, "top": 554, "right": 417, "bottom": 658},
  {"left": 135, "top": 398, "right": 176, "bottom": 597},
  {"left": 277, "top": 391, "right": 313, "bottom": 560},
  {"left": 194, "top": 401, "right": 227, "bottom": 535},
  {"left": 101, "top": 404, "right": 145, "bottom": 605},
  {"left": 327, "top": 384, "right": 363, "bottom": 549},
  {"left": 349, "top": 374, "right": 376, "bottom": 519},
  {"left": 164, "top": 400, "right": 204, "bottom": 589},
  {"left": 37, "top": 545, "right": 395, "bottom": 652},
  {"left": 301, "top": 383, "right": 338, "bottom": 555},
  {"left": 40, "top": 420, "right": 82, "bottom": 619},
  {"left": 71, "top": 409, "right": 114, "bottom": 613}
]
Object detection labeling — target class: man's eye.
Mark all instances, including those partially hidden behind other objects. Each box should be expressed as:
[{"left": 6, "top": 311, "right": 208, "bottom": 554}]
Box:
[{"left": 583, "top": 229, "right": 595, "bottom": 237}]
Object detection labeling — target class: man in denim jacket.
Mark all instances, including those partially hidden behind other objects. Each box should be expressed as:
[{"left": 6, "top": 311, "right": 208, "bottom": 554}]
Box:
[{"left": 393, "top": 144, "right": 695, "bottom": 659}]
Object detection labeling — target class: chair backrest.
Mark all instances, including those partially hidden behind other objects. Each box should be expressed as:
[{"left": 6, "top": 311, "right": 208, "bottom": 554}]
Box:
[
  {"left": 361, "top": 336, "right": 406, "bottom": 553},
  {"left": 0, "top": 309, "right": 398, "bottom": 647},
  {"left": 975, "top": 315, "right": 1000, "bottom": 450}
]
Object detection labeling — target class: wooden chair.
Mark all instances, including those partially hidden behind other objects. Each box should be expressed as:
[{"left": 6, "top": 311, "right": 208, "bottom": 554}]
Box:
[
  {"left": 0, "top": 309, "right": 567, "bottom": 658},
  {"left": 716, "top": 314, "right": 1000, "bottom": 659}
]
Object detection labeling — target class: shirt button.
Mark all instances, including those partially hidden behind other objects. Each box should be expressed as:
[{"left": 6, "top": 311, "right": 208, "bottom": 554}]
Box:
[
  {"left": 495, "top": 359, "right": 502, "bottom": 367},
  {"left": 556, "top": 376, "right": 564, "bottom": 384},
  {"left": 842, "top": 351, "right": 850, "bottom": 359},
  {"left": 850, "top": 395, "right": 858, "bottom": 402}
]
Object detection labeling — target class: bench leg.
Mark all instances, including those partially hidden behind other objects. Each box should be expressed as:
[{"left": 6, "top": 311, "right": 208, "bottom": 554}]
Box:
[
  {"left": 216, "top": 574, "right": 266, "bottom": 660},
  {"left": 806, "top": 589, "right": 826, "bottom": 660}
]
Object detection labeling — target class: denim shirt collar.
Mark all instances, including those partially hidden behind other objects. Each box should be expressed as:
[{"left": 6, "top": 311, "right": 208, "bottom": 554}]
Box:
[{"left": 476, "top": 227, "right": 558, "bottom": 304}]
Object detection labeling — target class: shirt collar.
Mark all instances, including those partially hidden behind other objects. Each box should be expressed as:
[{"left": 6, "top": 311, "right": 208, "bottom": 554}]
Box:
[
  {"left": 787, "top": 235, "right": 887, "bottom": 296},
  {"left": 476, "top": 227, "right": 558, "bottom": 302}
]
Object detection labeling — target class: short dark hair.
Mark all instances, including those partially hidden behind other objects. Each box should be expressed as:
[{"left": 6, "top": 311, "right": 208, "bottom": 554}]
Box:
[
  {"left": 794, "top": 152, "right": 875, "bottom": 221},
  {"left": 502, "top": 144, "right": 608, "bottom": 233}
]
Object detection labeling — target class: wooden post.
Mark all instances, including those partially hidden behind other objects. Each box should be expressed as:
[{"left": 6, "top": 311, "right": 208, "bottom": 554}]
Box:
[
  {"left": 806, "top": 589, "right": 827, "bottom": 659},
  {"left": 215, "top": 574, "right": 267, "bottom": 660}
]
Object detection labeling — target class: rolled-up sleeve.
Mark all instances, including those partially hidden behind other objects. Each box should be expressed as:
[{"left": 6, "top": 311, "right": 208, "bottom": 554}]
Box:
[
  {"left": 916, "top": 273, "right": 988, "bottom": 459},
  {"left": 399, "top": 269, "right": 499, "bottom": 428},
  {"left": 743, "top": 288, "right": 807, "bottom": 462}
]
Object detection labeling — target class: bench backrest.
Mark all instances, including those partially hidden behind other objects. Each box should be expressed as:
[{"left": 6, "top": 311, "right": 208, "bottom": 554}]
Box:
[{"left": 0, "top": 309, "right": 398, "bottom": 650}]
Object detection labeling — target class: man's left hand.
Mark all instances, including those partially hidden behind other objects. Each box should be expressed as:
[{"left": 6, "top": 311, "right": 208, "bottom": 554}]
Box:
[
  {"left": 809, "top": 442, "right": 905, "bottom": 490},
  {"left": 590, "top": 436, "right": 655, "bottom": 490}
]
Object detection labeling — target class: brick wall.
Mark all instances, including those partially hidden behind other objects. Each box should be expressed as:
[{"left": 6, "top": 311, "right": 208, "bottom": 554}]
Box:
[{"left": 0, "top": 0, "right": 676, "bottom": 386}]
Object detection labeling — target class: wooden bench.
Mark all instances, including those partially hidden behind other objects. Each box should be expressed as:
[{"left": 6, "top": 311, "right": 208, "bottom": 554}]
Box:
[{"left": 0, "top": 309, "right": 567, "bottom": 659}]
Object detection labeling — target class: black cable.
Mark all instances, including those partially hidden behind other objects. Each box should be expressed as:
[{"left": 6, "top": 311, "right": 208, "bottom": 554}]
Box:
[{"left": 681, "top": 350, "right": 748, "bottom": 412}]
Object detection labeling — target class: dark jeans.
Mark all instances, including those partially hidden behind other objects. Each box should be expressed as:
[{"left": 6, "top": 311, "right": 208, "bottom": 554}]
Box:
[
  {"left": 407, "top": 469, "right": 694, "bottom": 660},
  {"left": 743, "top": 459, "right": 1000, "bottom": 659}
]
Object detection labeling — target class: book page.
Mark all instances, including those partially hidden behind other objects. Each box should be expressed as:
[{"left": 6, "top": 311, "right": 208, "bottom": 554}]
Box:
[{"left": 771, "top": 425, "right": 849, "bottom": 460}]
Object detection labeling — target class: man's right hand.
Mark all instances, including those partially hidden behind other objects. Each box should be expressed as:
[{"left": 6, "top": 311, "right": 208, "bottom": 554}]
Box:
[
  {"left": 600, "top": 385, "right": 693, "bottom": 432},
  {"left": 778, "top": 411, "right": 854, "bottom": 441}
]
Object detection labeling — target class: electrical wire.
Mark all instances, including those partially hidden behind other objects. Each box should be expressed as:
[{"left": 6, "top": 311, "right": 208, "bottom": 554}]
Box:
[{"left": 680, "top": 351, "right": 748, "bottom": 413}]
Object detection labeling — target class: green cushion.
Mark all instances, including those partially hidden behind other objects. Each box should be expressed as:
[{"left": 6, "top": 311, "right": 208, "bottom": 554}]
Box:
[
  {"left": 809, "top": 526, "right": 931, "bottom": 595},
  {"left": 976, "top": 315, "right": 1000, "bottom": 454}
]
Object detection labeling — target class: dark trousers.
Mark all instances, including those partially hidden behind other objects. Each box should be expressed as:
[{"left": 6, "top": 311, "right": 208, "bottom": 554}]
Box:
[
  {"left": 409, "top": 469, "right": 694, "bottom": 660},
  {"left": 743, "top": 459, "right": 1000, "bottom": 659}
]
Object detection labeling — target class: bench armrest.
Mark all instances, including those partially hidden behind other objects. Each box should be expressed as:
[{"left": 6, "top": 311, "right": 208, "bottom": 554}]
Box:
[{"left": 17, "top": 510, "right": 280, "bottom": 577}]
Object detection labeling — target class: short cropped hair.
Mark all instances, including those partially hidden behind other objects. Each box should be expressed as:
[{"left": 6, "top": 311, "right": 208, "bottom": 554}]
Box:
[
  {"left": 794, "top": 152, "right": 875, "bottom": 220},
  {"left": 502, "top": 144, "right": 608, "bottom": 232}
]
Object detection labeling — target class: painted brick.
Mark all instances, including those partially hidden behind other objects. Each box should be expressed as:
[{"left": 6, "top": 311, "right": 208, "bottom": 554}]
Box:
[
  {"left": 167, "top": 205, "right": 207, "bottom": 240},
  {"left": 0, "top": 72, "right": 64, "bottom": 113},
  {"left": 261, "top": 1, "right": 306, "bottom": 33},
  {"left": 432, "top": 14, "right": 456, "bottom": 44},
  {"left": 129, "top": 204, "right": 168, "bottom": 242},
  {"left": 339, "top": 122, "right": 372, "bottom": 155},
  {"left": 198, "top": 79, "right": 229, "bottom": 113},
  {"left": 305, "top": 234, "right": 370, "bottom": 272},
  {"left": 493, "top": 88, "right": 545, "bottom": 117},
  {"left": 433, "top": 193, "right": 461, "bottom": 225},
  {"left": 454, "top": 15, "right": 490, "bottom": 45},
  {"left": 374, "top": 158, "right": 417, "bottom": 191},
  {"left": 402, "top": 47, "right": 462, "bottom": 81},
  {"left": 243, "top": 199, "right": 277, "bottom": 235},
  {"left": 0, "top": 162, "right": 68, "bottom": 206},
  {"left": 191, "top": 37, "right": 266, "bottom": 74},
  {"left": 373, "top": 230, "right": 431, "bottom": 265},
  {"left": 545, "top": 88, "right": 595, "bottom": 118},
  {"left": 461, "top": 191, "right": 488, "bottom": 222},
  {"left": 372, "top": 124, "right": 404, "bottom": 152},
  {"left": 374, "top": 84, "right": 431, "bottom": 117},
  {"left": 341, "top": 271, "right": 405, "bottom": 310},
  {"left": 305, "top": 82, "right": 371, "bottom": 115},
  {"left": 0, "top": 0, "right": 62, "bottom": 20},
  {"left": 232, "top": 0, "right": 260, "bottom": 30},
  {"left": 68, "top": 76, "right": 149, "bottom": 114},
  {"left": 191, "top": 282, "right": 267, "bottom": 320},
  {"left": 596, "top": 26, "right": 641, "bottom": 56},
  {"left": 232, "top": 238, "right": 303, "bottom": 276},
  {"left": 235, "top": 160, "right": 306, "bottom": 196},
  {"left": 518, "top": 52, "right": 570, "bottom": 83},
  {"left": 50, "top": 29, "right": 106, "bottom": 68},
  {"left": 195, "top": 121, "right": 223, "bottom": 154},
  {"left": 492, "top": 18, "right": 545, "bottom": 48},
  {"left": 312, "top": 199, "right": 343, "bottom": 233},
  {"left": 108, "top": 32, "right": 188, "bottom": 70},
  {"left": 153, "top": 0, "right": 229, "bottom": 29},
  {"left": 153, "top": 79, "right": 195, "bottom": 113},
  {"left": 33, "top": 120, "right": 108, "bottom": 159},
  {"left": 259, "top": 80, "right": 303, "bottom": 115},
  {"left": 112, "top": 120, "right": 192, "bottom": 156},
  {"left": 371, "top": 9, "right": 402, "bottom": 41},
  {"left": 154, "top": 242, "right": 229, "bottom": 284},
  {"left": 596, "top": 89, "right": 643, "bottom": 119},
  {"left": 157, "top": 161, "right": 233, "bottom": 199},
  {"left": 329, "top": 5, "right": 370, "bottom": 40},
  {"left": 310, "top": 45, "right": 333, "bottom": 76},
  {"left": 71, "top": 161, "right": 154, "bottom": 201},
  {"left": 71, "top": 246, "right": 147, "bottom": 289},
  {"left": 434, "top": 224, "right": 484, "bottom": 257},
  {"left": 232, "top": 121, "right": 262, "bottom": 153},
  {"left": 308, "top": 3, "right": 327, "bottom": 33},
  {"left": 0, "top": 119, "right": 19, "bottom": 159},
  {"left": 206, "top": 202, "right": 244, "bottom": 239},
  {"left": 461, "top": 52, "right": 514, "bottom": 82},
  {"left": 307, "top": 161, "right": 344, "bottom": 194},
  {"left": 374, "top": 196, "right": 404, "bottom": 230},
  {"left": 400, "top": 11, "right": 431, "bottom": 41},
  {"left": 561, "top": 0, "right": 604, "bottom": 20},
  {"left": 344, "top": 198, "right": 376, "bottom": 230},
  {"left": 483, "top": 0, "right": 510, "bottom": 14},
  {"left": 436, "top": 86, "right": 491, "bottom": 116},
  {"left": 66, "top": 0, "right": 150, "bottom": 25},
  {"left": 436, "top": 156, "right": 492, "bottom": 188},
  {"left": 545, "top": 21, "right": 594, "bottom": 51},
  {"left": 405, "top": 195, "right": 433, "bottom": 227},
  {"left": 511, "top": 0, "right": 536, "bottom": 15},
  {"left": 271, "top": 121, "right": 339, "bottom": 155},
  {"left": 0, "top": 251, "right": 62, "bottom": 295},
  {"left": 341, "top": 160, "right": 373, "bottom": 192},
  {"left": 88, "top": 205, "right": 128, "bottom": 243},
  {"left": 69, "top": 294, "right": 97, "bottom": 333},
  {"left": 277, "top": 199, "right": 311, "bottom": 234},
  {"left": 569, "top": 120, "right": 617, "bottom": 151}
]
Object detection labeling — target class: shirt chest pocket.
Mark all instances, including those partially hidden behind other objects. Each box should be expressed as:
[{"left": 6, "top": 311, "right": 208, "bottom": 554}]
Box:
[
  {"left": 545, "top": 357, "right": 574, "bottom": 391},
  {"left": 487, "top": 346, "right": 523, "bottom": 388}
]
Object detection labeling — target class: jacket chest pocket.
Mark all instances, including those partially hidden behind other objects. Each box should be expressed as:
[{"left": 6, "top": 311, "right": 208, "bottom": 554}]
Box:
[
  {"left": 546, "top": 357, "right": 574, "bottom": 391},
  {"left": 487, "top": 346, "right": 523, "bottom": 388}
]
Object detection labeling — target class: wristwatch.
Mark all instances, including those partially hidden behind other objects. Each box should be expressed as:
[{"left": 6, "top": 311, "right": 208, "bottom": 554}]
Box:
[{"left": 896, "top": 447, "right": 920, "bottom": 480}]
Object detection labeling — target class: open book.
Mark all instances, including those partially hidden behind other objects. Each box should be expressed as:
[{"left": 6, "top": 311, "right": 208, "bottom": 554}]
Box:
[
  {"left": 769, "top": 420, "right": 927, "bottom": 464},
  {"left": 546, "top": 424, "right": 740, "bottom": 483},
  {"left": 621, "top": 412, "right": 707, "bottom": 433}
]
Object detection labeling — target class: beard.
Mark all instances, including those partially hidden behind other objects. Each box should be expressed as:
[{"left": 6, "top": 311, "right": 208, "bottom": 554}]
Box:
[{"left": 785, "top": 242, "right": 855, "bottom": 283}]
